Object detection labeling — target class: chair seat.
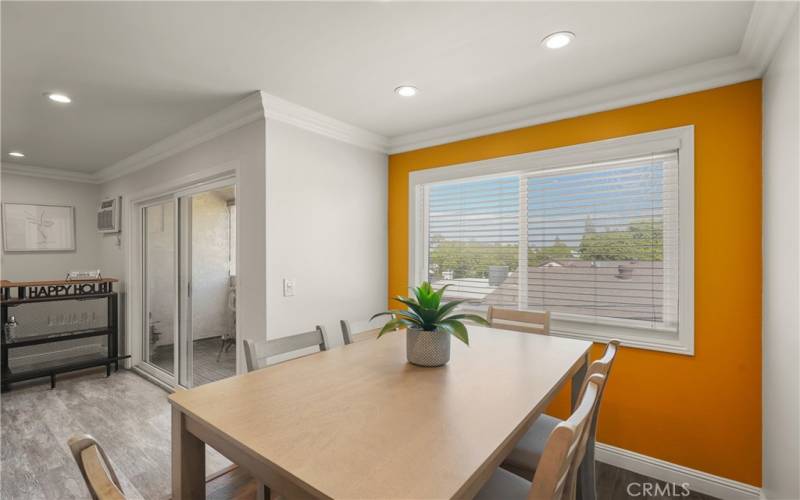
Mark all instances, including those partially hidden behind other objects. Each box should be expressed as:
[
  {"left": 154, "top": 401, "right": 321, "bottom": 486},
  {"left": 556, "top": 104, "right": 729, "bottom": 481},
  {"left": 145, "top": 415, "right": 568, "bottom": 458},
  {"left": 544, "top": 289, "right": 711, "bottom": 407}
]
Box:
[
  {"left": 474, "top": 466, "right": 532, "bottom": 500},
  {"left": 503, "top": 413, "right": 562, "bottom": 473}
]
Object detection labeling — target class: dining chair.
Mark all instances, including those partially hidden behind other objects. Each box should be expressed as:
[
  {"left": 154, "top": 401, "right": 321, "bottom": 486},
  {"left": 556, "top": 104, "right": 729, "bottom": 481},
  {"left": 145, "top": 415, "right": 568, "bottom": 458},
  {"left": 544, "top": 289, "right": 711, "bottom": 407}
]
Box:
[
  {"left": 243, "top": 325, "right": 329, "bottom": 372},
  {"left": 475, "top": 373, "right": 606, "bottom": 500},
  {"left": 68, "top": 433, "right": 261, "bottom": 500},
  {"left": 502, "top": 340, "right": 621, "bottom": 484},
  {"left": 487, "top": 306, "right": 551, "bottom": 335},
  {"left": 68, "top": 434, "right": 125, "bottom": 500},
  {"left": 340, "top": 317, "right": 390, "bottom": 345}
]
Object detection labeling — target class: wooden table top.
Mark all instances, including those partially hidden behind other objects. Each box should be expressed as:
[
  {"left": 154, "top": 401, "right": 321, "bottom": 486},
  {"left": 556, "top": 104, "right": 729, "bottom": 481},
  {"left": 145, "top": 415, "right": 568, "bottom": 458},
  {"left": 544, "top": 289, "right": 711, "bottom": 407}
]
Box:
[{"left": 169, "top": 327, "right": 591, "bottom": 499}]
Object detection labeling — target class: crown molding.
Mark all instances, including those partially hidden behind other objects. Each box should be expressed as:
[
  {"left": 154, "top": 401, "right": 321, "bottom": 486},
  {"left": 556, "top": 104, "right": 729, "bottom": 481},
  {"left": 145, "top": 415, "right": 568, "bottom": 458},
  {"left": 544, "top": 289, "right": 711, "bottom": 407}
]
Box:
[
  {"left": 388, "top": 2, "right": 797, "bottom": 154},
  {"left": 94, "top": 92, "right": 264, "bottom": 183},
  {"left": 260, "top": 91, "right": 389, "bottom": 153},
  {"left": 740, "top": 1, "right": 799, "bottom": 75},
  {"left": 387, "top": 54, "right": 758, "bottom": 153},
  {"left": 1, "top": 90, "right": 387, "bottom": 184},
  {"left": 0, "top": 162, "right": 100, "bottom": 184}
]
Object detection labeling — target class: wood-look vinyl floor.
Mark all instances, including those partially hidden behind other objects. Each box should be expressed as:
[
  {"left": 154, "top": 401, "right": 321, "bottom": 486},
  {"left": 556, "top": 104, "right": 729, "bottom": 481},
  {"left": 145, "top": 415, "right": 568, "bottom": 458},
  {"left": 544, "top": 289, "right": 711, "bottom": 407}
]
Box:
[
  {"left": 149, "top": 336, "right": 236, "bottom": 386},
  {"left": 1, "top": 368, "right": 719, "bottom": 500},
  {"left": 595, "top": 462, "right": 717, "bottom": 500},
  {"left": 0, "top": 368, "right": 233, "bottom": 500}
]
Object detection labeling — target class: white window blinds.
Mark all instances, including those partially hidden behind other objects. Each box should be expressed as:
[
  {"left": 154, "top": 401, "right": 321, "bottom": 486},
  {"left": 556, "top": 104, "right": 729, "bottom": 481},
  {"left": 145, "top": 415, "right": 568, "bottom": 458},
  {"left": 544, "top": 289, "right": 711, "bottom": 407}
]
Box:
[
  {"left": 426, "top": 176, "right": 520, "bottom": 306},
  {"left": 423, "top": 151, "right": 680, "bottom": 332}
]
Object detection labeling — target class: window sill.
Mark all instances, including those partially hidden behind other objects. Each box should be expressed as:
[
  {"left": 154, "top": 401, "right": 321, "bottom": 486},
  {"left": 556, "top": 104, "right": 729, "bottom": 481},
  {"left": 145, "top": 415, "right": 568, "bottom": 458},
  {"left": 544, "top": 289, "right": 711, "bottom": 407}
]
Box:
[
  {"left": 461, "top": 305, "right": 693, "bottom": 355},
  {"left": 548, "top": 318, "right": 693, "bottom": 356}
]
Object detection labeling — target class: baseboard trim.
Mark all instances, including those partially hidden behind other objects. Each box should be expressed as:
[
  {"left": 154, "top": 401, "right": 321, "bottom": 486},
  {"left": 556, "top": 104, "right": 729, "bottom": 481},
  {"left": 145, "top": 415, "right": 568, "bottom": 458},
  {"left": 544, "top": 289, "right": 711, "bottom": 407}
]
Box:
[{"left": 595, "top": 443, "right": 761, "bottom": 499}]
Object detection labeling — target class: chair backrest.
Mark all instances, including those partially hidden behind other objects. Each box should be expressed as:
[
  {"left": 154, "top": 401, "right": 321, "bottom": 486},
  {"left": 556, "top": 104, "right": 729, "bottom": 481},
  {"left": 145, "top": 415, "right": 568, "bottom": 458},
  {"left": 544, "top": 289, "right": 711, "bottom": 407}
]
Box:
[
  {"left": 586, "top": 339, "right": 620, "bottom": 386},
  {"left": 340, "top": 317, "right": 390, "bottom": 345},
  {"left": 528, "top": 373, "right": 605, "bottom": 500},
  {"left": 487, "top": 306, "right": 550, "bottom": 335},
  {"left": 547, "top": 340, "right": 620, "bottom": 500},
  {"left": 580, "top": 338, "right": 620, "bottom": 449},
  {"left": 243, "top": 325, "right": 329, "bottom": 372},
  {"left": 68, "top": 434, "right": 126, "bottom": 500}
]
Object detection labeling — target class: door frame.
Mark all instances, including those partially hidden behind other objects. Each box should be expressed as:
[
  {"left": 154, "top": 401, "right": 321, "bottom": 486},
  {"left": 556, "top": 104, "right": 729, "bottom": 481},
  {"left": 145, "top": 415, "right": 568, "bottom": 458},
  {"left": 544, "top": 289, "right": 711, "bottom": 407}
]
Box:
[
  {"left": 125, "top": 164, "right": 240, "bottom": 389},
  {"left": 137, "top": 196, "right": 180, "bottom": 386}
]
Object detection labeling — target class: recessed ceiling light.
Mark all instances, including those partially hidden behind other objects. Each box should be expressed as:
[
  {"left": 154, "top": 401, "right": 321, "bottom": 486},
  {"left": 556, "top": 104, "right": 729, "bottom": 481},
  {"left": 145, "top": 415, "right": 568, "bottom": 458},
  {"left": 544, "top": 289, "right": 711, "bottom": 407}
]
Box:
[
  {"left": 46, "top": 93, "right": 72, "bottom": 104},
  {"left": 542, "top": 31, "right": 575, "bottom": 49},
  {"left": 8, "top": 151, "right": 25, "bottom": 158},
  {"left": 395, "top": 85, "right": 418, "bottom": 97}
]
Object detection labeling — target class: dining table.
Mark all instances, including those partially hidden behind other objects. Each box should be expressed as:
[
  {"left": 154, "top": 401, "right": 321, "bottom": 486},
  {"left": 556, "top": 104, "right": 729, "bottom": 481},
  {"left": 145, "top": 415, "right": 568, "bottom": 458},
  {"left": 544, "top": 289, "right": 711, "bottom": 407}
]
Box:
[{"left": 168, "top": 326, "right": 594, "bottom": 499}]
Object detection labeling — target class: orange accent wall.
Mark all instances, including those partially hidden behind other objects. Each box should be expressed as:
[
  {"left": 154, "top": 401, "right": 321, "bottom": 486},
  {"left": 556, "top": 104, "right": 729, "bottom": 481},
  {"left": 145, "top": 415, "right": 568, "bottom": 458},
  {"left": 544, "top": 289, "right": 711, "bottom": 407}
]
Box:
[{"left": 388, "top": 81, "right": 762, "bottom": 486}]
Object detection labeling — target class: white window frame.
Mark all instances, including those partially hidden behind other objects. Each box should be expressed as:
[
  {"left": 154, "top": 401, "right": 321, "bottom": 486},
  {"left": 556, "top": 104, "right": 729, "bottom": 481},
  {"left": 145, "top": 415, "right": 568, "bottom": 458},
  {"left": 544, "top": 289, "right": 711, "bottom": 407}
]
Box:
[{"left": 409, "top": 126, "right": 694, "bottom": 355}]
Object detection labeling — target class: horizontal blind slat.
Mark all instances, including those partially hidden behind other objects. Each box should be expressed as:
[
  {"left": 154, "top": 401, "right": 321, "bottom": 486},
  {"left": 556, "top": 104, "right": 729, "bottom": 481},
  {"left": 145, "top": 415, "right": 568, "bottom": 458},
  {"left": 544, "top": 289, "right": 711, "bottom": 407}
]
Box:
[{"left": 425, "top": 151, "right": 679, "bottom": 330}]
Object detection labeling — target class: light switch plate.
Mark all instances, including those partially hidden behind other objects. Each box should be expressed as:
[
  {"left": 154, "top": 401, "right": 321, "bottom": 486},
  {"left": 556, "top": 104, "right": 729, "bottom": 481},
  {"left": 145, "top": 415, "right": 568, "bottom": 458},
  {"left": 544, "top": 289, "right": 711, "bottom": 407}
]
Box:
[{"left": 283, "top": 278, "right": 295, "bottom": 297}]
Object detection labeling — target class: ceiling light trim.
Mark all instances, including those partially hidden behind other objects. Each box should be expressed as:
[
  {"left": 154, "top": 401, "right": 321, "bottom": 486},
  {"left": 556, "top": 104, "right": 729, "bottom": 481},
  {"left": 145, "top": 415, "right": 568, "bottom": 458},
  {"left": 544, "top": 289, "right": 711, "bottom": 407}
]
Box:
[
  {"left": 542, "top": 31, "right": 574, "bottom": 49},
  {"left": 260, "top": 92, "right": 389, "bottom": 152},
  {"left": 1, "top": 162, "right": 100, "bottom": 184},
  {"left": 46, "top": 92, "right": 72, "bottom": 104},
  {"left": 94, "top": 93, "right": 264, "bottom": 182}
]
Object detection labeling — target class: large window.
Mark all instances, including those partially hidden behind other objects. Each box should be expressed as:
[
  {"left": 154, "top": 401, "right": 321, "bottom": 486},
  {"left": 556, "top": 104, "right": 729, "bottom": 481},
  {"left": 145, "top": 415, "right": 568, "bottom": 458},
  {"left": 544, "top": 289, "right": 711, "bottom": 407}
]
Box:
[{"left": 411, "top": 127, "right": 694, "bottom": 354}]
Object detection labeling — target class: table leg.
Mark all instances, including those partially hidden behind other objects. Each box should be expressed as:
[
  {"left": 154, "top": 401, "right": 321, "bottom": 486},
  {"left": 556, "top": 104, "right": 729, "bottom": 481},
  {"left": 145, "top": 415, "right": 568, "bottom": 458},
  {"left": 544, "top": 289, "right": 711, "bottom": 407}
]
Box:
[
  {"left": 257, "top": 482, "right": 271, "bottom": 500},
  {"left": 172, "top": 406, "right": 206, "bottom": 499},
  {"left": 571, "top": 352, "right": 595, "bottom": 500}
]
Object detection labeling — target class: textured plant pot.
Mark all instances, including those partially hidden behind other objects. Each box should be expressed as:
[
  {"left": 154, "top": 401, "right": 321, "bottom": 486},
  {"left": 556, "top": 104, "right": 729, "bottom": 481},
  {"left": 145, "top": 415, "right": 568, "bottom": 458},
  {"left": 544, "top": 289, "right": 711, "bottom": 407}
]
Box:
[{"left": 406, "top": 328, "right": 451, "bottom": 367}]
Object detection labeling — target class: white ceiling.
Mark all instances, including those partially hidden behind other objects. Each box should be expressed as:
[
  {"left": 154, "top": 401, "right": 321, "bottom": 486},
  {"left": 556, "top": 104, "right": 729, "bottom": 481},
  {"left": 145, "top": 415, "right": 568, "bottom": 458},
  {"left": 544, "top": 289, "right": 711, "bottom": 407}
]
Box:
[{"left": 0, "top": 2, "right": 763, "bottom": 173}]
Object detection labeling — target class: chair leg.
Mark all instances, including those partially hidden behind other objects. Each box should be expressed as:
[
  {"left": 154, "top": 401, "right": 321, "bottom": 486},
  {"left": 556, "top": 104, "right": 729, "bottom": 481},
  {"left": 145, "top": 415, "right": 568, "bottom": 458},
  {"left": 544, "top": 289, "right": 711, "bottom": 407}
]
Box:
[{"left": 216, "top": 337, "right": 225, "bottom": 363}]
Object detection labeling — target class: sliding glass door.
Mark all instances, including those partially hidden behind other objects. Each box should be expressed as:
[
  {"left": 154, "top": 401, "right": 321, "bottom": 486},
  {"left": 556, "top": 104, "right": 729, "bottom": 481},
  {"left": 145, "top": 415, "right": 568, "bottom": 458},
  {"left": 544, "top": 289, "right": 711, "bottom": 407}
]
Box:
[
  {"left": 143, "top": 199, "right": 178, "bottom": 378},
  {"left": 139, "top": 180, "right": 237, "bottom": 388}
]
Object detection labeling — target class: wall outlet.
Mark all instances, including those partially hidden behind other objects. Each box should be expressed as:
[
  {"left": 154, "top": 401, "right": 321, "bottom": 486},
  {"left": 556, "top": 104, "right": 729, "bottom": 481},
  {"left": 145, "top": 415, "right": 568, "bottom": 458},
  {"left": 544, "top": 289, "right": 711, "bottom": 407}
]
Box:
[{"left": 283, "top": 278, "right": 295, "bottom": 297}]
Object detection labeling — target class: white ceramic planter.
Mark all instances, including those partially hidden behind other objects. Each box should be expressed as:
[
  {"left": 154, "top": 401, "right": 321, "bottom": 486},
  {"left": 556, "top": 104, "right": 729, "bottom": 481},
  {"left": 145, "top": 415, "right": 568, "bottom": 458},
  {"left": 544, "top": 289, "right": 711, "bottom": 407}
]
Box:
[{"left": 406, "top": 328, "right": 451, "bottom": 367}]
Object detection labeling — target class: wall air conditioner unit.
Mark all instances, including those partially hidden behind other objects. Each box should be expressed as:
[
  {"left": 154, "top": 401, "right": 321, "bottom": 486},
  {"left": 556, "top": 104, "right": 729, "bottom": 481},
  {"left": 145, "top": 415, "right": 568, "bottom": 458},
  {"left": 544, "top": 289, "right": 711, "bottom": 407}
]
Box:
[{"left": 97, "top": 197, "right": 121, "bottom": 233}]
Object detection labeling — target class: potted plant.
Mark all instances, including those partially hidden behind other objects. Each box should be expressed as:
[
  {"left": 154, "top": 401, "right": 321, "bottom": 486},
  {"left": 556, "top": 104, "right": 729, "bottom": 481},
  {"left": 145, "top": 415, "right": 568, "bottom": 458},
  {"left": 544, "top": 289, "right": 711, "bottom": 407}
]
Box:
[{"left": 372, "top": 282, "right": 489, "bottom": 367}]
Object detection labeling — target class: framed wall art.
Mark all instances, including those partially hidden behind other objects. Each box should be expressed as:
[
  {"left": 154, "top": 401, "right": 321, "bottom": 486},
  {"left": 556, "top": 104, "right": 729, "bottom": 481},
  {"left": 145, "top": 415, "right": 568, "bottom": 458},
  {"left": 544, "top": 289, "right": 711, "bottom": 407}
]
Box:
[{"left": 2, "top": 203, "right": 76, "bottom": 252}]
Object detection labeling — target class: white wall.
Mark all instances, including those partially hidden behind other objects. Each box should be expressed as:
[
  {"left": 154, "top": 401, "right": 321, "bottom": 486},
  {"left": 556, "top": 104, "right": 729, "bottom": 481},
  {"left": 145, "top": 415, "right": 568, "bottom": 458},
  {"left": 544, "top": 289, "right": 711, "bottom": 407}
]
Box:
[
  {"left": 264, "top": 119, "right": 387, "bottom": 347},
  {"left": 99, "top": 118, "right": 266, "bottom": 372},
  {"left": 762, "top": 10, "right": 800, "bottom": 500},
  {"left": 0, "top": 171, "right": 108, "bottom": 365},
  {"left": 0, "top": 171, "right": 101, "bottom": 280}
]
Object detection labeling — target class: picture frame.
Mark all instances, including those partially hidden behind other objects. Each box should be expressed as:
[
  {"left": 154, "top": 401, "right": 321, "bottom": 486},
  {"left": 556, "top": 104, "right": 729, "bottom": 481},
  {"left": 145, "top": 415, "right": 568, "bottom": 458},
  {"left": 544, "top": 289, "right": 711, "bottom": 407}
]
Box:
[{"left": 2, "top": 203, "right": 76, "bottom": 252}]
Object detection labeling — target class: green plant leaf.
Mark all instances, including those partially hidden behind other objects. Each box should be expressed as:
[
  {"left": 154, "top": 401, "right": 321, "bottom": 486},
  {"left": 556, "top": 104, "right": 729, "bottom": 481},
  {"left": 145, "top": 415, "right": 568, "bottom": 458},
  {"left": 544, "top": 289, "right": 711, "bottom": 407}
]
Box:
[
  {"left": 412, "top": 284, "right": 426, "bottom": 308},
  {"left": 383, "top": 309, "right": 424, "bottom": 325},
  {"left": 439, "top": 319, "right": 469, "bottom": 345},
  {"left": 433, "top": 283, "right": 451, "bottom": 309},
  {"left": 432, "top": 299, "right": 470, "bottom": 322},
  {"left": 373, "top": 282, "right": 482, "bottom": 346},
  {"left": 393, "top": 296, "right": 427, "bottom": 318},
  {"left": 369, "top": 311, "right": 395, "bottom": 321},
  {"left": 377, "top": 318, "right": 412, "bottom": 338},
  {"left": 415, "top": 282, "right": 440, "bottom": 310}
]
